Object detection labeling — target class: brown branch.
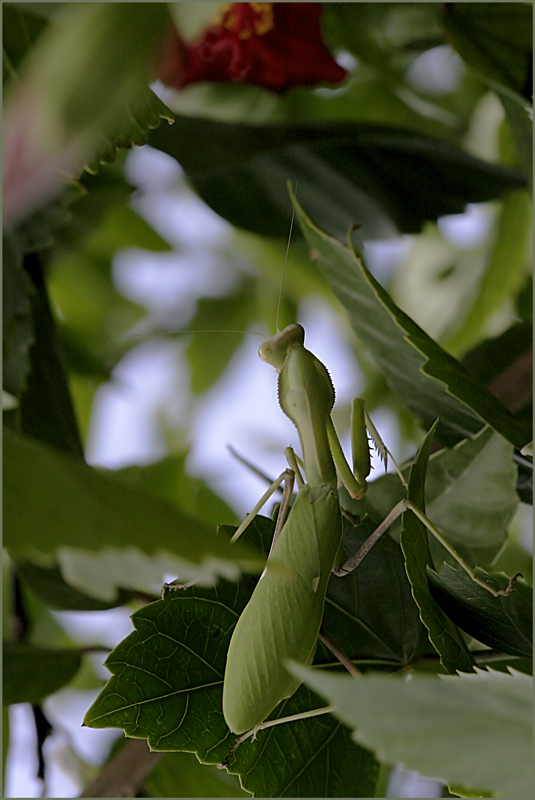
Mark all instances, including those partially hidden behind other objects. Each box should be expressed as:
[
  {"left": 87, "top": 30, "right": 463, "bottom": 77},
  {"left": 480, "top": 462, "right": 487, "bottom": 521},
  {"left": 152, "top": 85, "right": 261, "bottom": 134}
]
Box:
[{"left": 79, "top": 738, "right": 163, "bottom": 798}]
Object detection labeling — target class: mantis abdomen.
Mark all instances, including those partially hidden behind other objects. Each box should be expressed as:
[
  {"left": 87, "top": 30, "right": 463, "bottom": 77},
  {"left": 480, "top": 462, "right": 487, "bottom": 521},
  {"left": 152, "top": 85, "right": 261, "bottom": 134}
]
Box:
[{"left": 222, "top": 484, "right": 342, "bottom": 734}]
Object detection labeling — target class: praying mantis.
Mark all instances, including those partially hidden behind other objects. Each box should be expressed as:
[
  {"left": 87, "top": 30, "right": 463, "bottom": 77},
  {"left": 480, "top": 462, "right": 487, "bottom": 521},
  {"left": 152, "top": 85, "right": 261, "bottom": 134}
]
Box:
[{"left": 220, "top": 311, "right": 518, "bottom": 743}]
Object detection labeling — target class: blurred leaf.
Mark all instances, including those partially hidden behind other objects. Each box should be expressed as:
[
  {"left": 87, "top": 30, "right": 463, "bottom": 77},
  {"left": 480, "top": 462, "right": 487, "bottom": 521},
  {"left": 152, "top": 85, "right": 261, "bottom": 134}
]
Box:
[
  {"left": 293, "top": 192, "right": 530, "bottom": 449},
  {"left": 289, "top": 664, "right": 533, "bottom": 799},
  {"left": 149, "top": 117, "right": 527, "bottom": 240},
  {"left": 445, "top": 191, "right": 532, "bottom": 354},
  {"left": 460, "top": 325, "right": 533, "bottom": 505},
  {"left": 3, "top": 641, "right": 82, "bottom": 704},
  {"left": 2, "top": 235, "right": 34, "bottom": 398},
  {"left": 2, "top": 2, "right": 48, "bottom": 85},
  {"left": 16, "top": 562, "right": 132, "bottom": 611},
  {"left": 185, "top": 280, "right": 257, "bottom": 394},
  {"left": 428, "top": 564, "right": 532, "bottom": 658},
  {"left": 497, "top": 88, "right": 533, "bottom": 190},
  {"left": 4, "top": 428, "right": 263, "bottom": 601},
  {"left": 84, "top": 87, "right": 174, "bottom": 175},
  {"left": 440, "top": 3, "right": 532, "bottom": 99},
  {"left": 17, "top": 255, "right": 85, "bottom": 459},
  {"left": 51, "top": 160, "right": 135, "bottom": 257},
  {"left": 461, "top": 323, "right": 533, "bottom": 390},
  {"left": 49, "top": 185, "right": 158, "bottom": 372},
  {"left": 3, "top": 199, "right": 71, "bottom": 406},
  {"left": 93, "top": 204, "right": 172, "bottom": 254},
  {"left": 117, "top": 455, "right": 238, "bottom": 529},
  {"left": 325, "top": 2, "right": 444, "bottom": 54},
  {"left": 3, "top": 3, "right": 169, "bottom": 226},
  {"left": 144, "top": 751, "right": 248, "bottom": 798},
  {"left": 401, "top": 421, "right": 475, "bottom": 673}
]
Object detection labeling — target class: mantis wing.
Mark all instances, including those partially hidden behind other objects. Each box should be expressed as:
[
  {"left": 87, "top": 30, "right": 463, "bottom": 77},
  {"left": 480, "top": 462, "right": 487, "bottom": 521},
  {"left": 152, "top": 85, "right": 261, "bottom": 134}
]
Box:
[{"left": 222, "top": 485, "right": 342, "bottom": 734}]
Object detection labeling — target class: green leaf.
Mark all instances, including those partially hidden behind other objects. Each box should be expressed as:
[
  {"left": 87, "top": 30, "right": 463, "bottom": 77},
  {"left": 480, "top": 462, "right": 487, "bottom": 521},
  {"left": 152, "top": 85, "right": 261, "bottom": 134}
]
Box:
[
  {"left": 84, "top": 565, "right": 379, "bottom": 797},
  {"left": 440, "top": 3, "right": 532, "bottom": 98},
  {"left": 428, "top": 564, "right": 532, "bottom": 658},
  {"left": 424, "top": 427, "right": 518, "bottom": 568},
  {"left": 401, "top": 421, "right": 475, "bottom": 673},
  {"left": 293, "top": 192, "right": 530, "bottom": 449},
  {"left": 3, "top": 428, "right": 263, "bottom": 601},
  {"left": 323, "top": 516, "right": 424, "bottom": 666},
  {"left": 228, "top": 694, "right": 379, "bottom": 798},
  {"left": 84, "top": 87, "right": 174, "bottom": 175},
  {"left": 3, "top": 641, "right": 82, "bottom": 705},
  {"left": 51, "top": 160, "right": 135, "bottom": 257},
  {"left": 84, "top": 203, "right": 172, "bottom": 255},
  {"left": 83, "top": 580, "right": 249, "bottom": 756},
  {"left": 289, "top": 664, "right": 533, "bottom": 799},
  {"left": 149, "top": 117, "right": 526, "bottom": 240},
  {"left": 350, "top": 426, "right": 519, "bottom": 569}
]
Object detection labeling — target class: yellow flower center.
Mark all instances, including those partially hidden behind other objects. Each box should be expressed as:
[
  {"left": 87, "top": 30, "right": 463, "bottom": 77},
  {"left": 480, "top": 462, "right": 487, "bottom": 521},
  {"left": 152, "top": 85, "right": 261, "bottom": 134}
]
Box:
[{"left": 220, "top": 3, "right": 275, "bottom": 40}]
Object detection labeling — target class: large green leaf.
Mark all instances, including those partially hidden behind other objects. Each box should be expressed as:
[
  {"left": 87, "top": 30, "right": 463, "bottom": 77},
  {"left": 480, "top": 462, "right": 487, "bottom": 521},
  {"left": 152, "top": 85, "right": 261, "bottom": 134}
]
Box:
[
  {"left": 428, "top": 564, "right": 532, "bottom": 659},
  {"left": 289, "top": 664, "right": 533, "bottom": 799},
  {"left": 355, "top": 426, "right": 518, "bottom": 568},
  {"left": 3, "top": 428, "right": 262, "bottom": 601},
  {"left": 84, "top": 556, "right": 379, "bottom": 797},
  {"left": 424, "top": 427, "right": 518, "bottom": 567},
  {"left": 3, "top": 641, "right": 82, "bottom": 705},
  {"left": 82, "top": 503, "right": 430, "bottom": 793},
  {"left": 148, "top": 117, "right": 526, "bottom": 241},
  {"left": 293, "top": 193, "right": 530, "bottom": 449},
  {"left": 401, "top": 422, "right": 475, "bottom": 674}
]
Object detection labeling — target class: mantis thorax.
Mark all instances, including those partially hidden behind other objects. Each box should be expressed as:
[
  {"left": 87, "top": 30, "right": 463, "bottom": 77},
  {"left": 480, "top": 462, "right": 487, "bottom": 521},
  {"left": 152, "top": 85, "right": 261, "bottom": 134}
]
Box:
[{"left": 260, "top": 324, "right": 337, "bottom": 489}]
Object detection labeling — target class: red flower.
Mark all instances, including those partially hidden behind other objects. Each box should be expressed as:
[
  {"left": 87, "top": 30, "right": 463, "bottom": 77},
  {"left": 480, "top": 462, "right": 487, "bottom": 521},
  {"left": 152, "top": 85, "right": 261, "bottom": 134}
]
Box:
[{"left": 158, "top": 3, "right": 347, "bottom": 94}]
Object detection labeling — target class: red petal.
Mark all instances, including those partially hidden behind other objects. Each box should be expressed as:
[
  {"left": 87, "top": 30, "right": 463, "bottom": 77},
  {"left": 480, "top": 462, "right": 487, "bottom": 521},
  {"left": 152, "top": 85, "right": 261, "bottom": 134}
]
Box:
[{"left": 158, "top": 4, "right": 347, "bottom": 94}]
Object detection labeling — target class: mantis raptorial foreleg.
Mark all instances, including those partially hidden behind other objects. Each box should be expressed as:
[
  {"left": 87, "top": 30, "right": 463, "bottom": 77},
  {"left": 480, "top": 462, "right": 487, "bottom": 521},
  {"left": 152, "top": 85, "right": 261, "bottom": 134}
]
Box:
[{"left": 334, "top": 497, "right": 520, "bottom": 597}]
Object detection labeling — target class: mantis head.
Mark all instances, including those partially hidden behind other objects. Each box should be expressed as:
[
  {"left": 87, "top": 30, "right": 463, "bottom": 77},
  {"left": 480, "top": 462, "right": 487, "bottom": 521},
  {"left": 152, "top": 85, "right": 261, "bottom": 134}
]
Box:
[{"left": 259, "top": 323, "right": 305, "bottom": 372}]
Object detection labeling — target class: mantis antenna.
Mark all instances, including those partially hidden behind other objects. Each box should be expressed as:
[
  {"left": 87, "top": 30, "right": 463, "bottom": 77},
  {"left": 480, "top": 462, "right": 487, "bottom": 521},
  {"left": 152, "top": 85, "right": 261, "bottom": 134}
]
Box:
[{"left": 275, "top": 181, "right": 298, "bottom": 333}]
